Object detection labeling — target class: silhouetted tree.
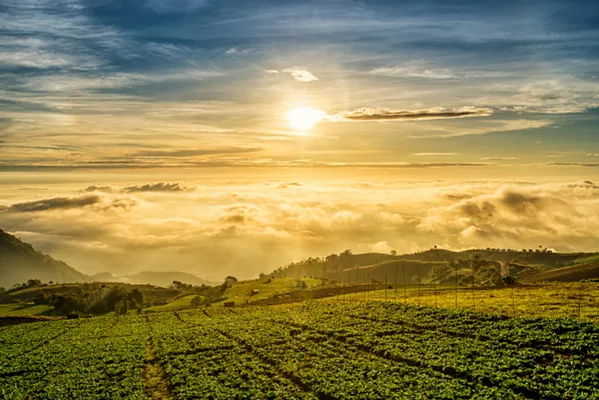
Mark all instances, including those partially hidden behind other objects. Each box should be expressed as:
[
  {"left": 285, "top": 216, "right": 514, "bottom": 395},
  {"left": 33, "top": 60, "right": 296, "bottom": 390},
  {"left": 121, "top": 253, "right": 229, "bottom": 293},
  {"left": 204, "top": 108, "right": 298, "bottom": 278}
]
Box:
[
  {"left": 33, "top": 293, "right": 47, "bottom": 305},
  {"left": 26, "top": 279, "right": 42, "bottom": 288},
  {"left": 127, "top": 288, "right": 144, "bottom": 311}
]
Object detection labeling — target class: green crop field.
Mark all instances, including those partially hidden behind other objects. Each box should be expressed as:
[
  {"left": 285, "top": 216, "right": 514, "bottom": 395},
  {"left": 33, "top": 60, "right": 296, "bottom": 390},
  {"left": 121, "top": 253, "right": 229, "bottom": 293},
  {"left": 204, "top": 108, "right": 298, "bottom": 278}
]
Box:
[
  {"left": 1, "top": 301, "right": 599, "bottom": 399},
  {"left": 328, "top": 282, "right": 599, "bottom": 323},
  {"left": 0, "top": 304, "right": 55, "bottom": 318}
]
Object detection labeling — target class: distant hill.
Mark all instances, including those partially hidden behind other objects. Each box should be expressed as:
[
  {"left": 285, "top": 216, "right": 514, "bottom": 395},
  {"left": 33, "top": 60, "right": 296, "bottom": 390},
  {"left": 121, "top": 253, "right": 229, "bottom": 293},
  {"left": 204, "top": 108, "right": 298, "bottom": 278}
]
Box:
[
  {"left": 115, "top": 271, "right": 216, "bottom": 287},
  {"left": 268, "top": 248, "right": 595, "bottom": 284},
  {"left": 0, "top": 229, "right": 217, "bottom": 289},
  {"left": 0, "top": 230, "right": 88, "bottom": 289}
]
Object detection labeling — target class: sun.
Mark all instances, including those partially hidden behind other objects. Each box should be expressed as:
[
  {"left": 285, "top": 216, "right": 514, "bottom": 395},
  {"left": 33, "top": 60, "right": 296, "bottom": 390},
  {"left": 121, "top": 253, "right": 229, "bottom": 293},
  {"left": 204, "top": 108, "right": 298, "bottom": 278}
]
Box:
[{"left": 286, "top": 107, "right": 326, "bottom": 131}]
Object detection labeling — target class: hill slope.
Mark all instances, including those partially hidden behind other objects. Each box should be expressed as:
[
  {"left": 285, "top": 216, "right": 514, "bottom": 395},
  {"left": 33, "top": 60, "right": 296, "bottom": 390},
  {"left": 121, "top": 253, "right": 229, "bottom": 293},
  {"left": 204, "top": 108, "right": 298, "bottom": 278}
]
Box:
[
  {"left": 269, "top": 248, "right": 593, "bottom": 284},
  {"left": 118, "top": 271, "right": 216, "bottom": 287},
  {"left": 522, "top": 262, "right": 599, "bottom": 282},
  {"left": 0, "top": 230, "right": 88, "bottom": 288}
]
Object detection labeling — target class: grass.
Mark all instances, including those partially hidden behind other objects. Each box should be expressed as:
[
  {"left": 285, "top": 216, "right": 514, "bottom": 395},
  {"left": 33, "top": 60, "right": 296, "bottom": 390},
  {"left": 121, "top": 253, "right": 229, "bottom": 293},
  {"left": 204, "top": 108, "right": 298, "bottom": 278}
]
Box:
[
  {"left": 144, "top": 277, "right": 326, "bottom": 312},
  {"left": 210, "top": 277, "right": 325, "bottom": 307},
  {"left": 0, "top": 303, "right": 54, "bottom": 317},
  {"left": 573, "top": 253, "right": 599, "bottom": 265},
  {"left": 144, "top": 294, "right": 202, "bottom": 313},
  {"left": 324, "top": 282, "right": 599, "bottom": 323}
]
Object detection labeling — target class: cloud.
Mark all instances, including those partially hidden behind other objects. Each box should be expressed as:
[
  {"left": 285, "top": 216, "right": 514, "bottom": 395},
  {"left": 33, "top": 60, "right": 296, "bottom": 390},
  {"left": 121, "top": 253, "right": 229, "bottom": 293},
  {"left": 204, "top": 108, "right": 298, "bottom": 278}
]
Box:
[
  {"left": 131, "top": 147, "right": 262, "bottom": 158},
  {"left": 4, "top": 180, "right": 599, "bottom": 280},
  {"left": 2, "top": 195, "right": 101, "bottom": 213},
  {"left": 276, "top": 182, "right": 303, "bottom": 189},
  {"left": 480, "top": 157, "right": 516, "bottom": 161},
  {"left": 408, "top": 119, "right": 552, "bottom": 138},
  {"left": 329, "top": 107, "right": 492, "bottom": 122},
  {"left": 83, "top": 186, "right": 114, "bottom": 193},
  {"left": 225, "top": 47, "right": 249, "bottom": 55},
  {"left": 418, "top": 182, "right": 599, "bottom": 250},
  {"left": 413, "top": 153, "right": 458, "bottom": 156},
  {"left": 123, "top": 183, "right": 190, "bottom": 193},
  {"left": 1, "top": 194, "right": 135, "bottom": 213},
  {"left": 371, "top": 241, "right": 393, "bottom": 253},
  {"left": 547, "top": 163, "right": 599, "bottom": 167},
  {"left": 263, "top": 69, "right": 280, "bottom": 74},
  {"left": 370, "top": 62, "right": 456, "bottom": 79},
  {"left": 282, "top": 68, "right": 319, "bottom": 82}
]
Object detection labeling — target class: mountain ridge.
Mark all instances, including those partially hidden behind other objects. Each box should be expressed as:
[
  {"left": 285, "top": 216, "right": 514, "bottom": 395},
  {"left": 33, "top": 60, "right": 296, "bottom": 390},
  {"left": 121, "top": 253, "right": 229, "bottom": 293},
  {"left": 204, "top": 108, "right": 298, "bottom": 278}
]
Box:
[{"left": 0, "top": 230, "right": 215, "bottom": 289}]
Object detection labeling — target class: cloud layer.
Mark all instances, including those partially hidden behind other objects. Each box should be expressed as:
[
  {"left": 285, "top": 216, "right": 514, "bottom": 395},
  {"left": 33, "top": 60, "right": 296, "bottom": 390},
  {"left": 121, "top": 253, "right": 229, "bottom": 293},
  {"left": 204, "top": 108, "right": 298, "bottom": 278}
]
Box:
[{"left": 3, "top": 179, "right": 599, "bottom": 281}]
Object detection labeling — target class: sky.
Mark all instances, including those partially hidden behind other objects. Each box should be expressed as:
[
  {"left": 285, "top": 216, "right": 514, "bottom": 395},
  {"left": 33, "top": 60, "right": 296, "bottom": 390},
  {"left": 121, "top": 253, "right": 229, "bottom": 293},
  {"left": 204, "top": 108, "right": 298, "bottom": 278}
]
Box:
[{"left": 1, "top": 0, "right": 599, "bottom": 280}]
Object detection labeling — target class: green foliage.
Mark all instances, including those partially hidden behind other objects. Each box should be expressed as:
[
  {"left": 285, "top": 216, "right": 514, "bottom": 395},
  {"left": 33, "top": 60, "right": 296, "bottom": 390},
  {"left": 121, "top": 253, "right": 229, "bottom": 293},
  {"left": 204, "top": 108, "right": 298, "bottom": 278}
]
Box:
[{"left": 2, "top": 302, "right": 599, "bottom": 398}]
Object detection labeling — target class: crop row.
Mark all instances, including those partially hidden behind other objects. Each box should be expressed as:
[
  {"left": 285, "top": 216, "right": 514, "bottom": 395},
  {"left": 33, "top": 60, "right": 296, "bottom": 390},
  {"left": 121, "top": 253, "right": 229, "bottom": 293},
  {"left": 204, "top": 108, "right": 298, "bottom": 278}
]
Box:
[
  {"left": 173, "top": 308, "right": 524, "bottom": 399},
  {"left": 0, "top": 315, "right": 149, "bottom": 399},
  {"left": 197, "top": 303, "right": 599, "bottom": 399}
]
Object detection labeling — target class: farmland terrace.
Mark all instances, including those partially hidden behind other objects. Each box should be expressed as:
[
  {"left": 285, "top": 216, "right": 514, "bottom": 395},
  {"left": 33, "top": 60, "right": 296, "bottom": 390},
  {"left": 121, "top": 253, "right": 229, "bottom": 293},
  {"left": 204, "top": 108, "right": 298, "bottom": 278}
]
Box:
[{"left": 1, "top": 301, "right": 598, "bottom": 399}]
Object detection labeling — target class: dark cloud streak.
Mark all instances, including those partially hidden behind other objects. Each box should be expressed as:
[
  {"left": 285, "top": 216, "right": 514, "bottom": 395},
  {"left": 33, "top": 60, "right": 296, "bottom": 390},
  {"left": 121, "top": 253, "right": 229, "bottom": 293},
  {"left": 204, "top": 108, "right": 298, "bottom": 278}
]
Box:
[{"left": 332, "top": 107, "right": 492, "bottom": 121}]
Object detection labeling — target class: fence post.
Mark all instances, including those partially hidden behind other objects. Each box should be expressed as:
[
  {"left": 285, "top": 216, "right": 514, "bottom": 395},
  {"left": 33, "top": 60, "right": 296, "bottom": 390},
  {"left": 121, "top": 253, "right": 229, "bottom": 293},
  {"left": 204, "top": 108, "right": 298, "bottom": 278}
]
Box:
[
  {"left": 348, "top": 271, "right": 351, "bottom": 302},
  {"left": 455, "top": 262, "right": 458, "bottom": 309},
  {"left": 403, "top": 264, "right": 407, "bottom": 304},
  {"left": 385, "top": 274, "right": 388, "bottom": 302},
  {"left": 395, "top": 262, "right": 398, "bottom": 303},
  {"left": 511, "top": 284, "right": 516, "bottom": 317},
  {"left": 367, "top": 273, "right": 370, "bottom": 301},
  {"left": 471, "top": 258, "right": 476, "bottom": 312},
  {"left": 417, "top": 264, "right": 421, "bottom": 307},
  {"left": 578, "top": 279, "right": 583, "bottom": 320}
]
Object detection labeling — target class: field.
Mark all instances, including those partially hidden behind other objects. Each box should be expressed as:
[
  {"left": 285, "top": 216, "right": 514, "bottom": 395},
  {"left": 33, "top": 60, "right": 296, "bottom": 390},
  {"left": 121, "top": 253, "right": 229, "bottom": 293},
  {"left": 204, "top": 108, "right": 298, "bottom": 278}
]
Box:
[
  {"left": 1, "top": 301, "right": 599, "bottom": 399},
  {"left": 0, "top": 304, "right": 54, "bottom": 318},
  {"left": 332, "top": 282, "right": 599, "bottom": 323}
]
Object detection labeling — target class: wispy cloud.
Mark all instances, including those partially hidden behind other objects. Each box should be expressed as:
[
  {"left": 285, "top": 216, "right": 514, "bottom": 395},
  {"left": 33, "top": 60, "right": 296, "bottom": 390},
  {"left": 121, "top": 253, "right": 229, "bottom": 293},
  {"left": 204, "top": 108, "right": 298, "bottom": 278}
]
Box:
[
  {"left": 226, "top": 47, "right": 250, "bottom": 55},
  {"left": 329, "top": 107, "right": 492, "bottom": 122},
  {"left": 370, "top": 62, "right": 456, "bottom": 79},
  {"left": 123, "top": 183, "right": 190, "bottom": 193},
  {"left": 130, "top": 147, "right": 262, "bottom": 158},
  {"left": 413, "top": 153, "right": 458, "bottom": 156},
  {"left": 282, "top": 68, "right": 319, "bottom": 82},
  {"left": 0, "top": 194, "right": 135, "bottom": 213},
  {"left": 408, "top": 119, "right": 552, "bottom": 138}
]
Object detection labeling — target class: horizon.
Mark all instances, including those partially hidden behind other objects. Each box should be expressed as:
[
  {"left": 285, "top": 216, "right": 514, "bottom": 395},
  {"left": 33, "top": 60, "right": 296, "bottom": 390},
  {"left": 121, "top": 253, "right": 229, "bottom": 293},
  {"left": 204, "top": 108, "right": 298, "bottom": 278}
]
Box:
[{"left": 2, "top": 0, "right": 599, "bottom": 280}]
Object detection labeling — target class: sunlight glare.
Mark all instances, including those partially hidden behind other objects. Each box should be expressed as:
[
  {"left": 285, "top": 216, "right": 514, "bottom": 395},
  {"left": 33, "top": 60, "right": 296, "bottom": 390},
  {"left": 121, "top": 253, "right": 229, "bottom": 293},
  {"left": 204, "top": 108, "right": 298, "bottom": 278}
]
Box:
[{"left": 286, "top": 107, "right": 327, "bottom": 132}]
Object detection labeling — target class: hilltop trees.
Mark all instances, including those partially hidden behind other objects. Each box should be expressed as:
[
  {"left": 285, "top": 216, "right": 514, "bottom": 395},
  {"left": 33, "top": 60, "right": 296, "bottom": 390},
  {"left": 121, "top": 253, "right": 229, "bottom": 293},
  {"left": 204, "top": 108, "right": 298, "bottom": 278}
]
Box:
[{"left": 48, "top": 285, "right": 146, "bottom": 316}]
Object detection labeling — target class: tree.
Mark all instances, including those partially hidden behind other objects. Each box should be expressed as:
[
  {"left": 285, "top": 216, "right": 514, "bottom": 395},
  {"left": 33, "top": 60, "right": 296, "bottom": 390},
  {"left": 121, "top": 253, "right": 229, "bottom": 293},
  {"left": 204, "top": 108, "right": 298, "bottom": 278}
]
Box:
[
  {"left": 115, "top": 300, "right": 128, "bottom": 316},
  {"left": 390, "top": 250, "right": 397, "bottom": 256},
  {"left": 0, "top": 287, "right": 5, "bottom": 295},
  {"left": 224, "top": 276, "right": 238, "bottom": 284},
  {"left": 33, "top": 293, "right": 47, "bottom": 305},
  {"left": 127, "top": 288, "right": 144, "bottom": 310},
  {"left": 190, "top": 296, "right": 203, "bottom": 307},
  {"left": 51, "top": 295, "right": 86, "bottom": 314},
  {"left": 26, "top": 279, "right": 42, "bottom": 288}
]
